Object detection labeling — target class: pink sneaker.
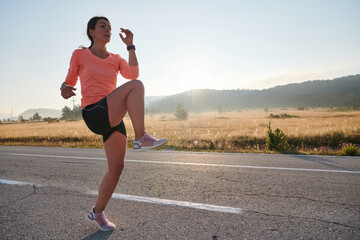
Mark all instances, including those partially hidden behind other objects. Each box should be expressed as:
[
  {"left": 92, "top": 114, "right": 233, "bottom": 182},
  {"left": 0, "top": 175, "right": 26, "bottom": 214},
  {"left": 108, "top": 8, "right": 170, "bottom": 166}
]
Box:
[
  {"left": 85, "top": 207, "right": 115, "bottom": 231},
  {"left": 133, "top": 132, "right": 168, "bottom": 150}
]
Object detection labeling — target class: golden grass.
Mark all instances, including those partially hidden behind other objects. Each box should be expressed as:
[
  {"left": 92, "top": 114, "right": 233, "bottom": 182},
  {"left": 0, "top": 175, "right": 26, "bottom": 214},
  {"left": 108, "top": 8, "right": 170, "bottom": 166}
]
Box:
[
  {"left": 1, "top": 109, "right": 359, "bottom": 154},
  {"left": 0, "top": 120, "right": 94, "bottom": 138},
  {"left": 140, "top": 109, "right": 360, "bottom": 142}
]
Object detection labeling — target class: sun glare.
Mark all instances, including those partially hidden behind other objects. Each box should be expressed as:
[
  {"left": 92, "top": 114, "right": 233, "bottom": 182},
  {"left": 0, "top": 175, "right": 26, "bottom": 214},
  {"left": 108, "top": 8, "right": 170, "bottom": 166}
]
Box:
[{"left": 164, "top": 53, "right": 224, "bottom": 92}]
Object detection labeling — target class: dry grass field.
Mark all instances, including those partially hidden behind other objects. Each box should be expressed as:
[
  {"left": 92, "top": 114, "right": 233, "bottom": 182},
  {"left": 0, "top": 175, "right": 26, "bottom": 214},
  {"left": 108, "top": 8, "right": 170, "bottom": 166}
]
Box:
[{"left": 1, "top": 109, "right": 359, "bottom": 155}]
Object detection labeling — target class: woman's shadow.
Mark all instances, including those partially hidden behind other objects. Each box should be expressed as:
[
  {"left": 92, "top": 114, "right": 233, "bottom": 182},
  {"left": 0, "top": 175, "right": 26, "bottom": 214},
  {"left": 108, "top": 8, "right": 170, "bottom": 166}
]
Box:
[{"left": 82, "top": 230, "right": 114, "bottom": 240}]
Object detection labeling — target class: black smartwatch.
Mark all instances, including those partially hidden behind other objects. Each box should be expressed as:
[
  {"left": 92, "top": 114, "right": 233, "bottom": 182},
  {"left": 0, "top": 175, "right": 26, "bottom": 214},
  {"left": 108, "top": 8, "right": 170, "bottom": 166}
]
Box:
[{"left": 127, "top": 45, "right": 136, "bottom": 51}]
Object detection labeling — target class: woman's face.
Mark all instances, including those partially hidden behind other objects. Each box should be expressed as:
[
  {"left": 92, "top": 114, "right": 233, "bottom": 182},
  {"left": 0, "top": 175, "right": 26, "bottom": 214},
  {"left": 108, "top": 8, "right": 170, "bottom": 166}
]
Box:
[{"left": 90, "top": 19, "right": 112, "bottom": 44}]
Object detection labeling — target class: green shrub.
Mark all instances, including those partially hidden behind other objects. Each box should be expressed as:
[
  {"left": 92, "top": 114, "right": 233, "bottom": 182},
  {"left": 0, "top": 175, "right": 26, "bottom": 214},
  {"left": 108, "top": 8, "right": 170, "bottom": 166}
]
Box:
[
  {"left": 342, "top": 145, "right": 358, "bottom": 156},
  {"left": 266, "top": 123, "right": 289, "bottom": 152},
  {"left": 44, "top": 117, "right": 60, "bottom": 123},
  {"left": 209, "top": 141, "right": 215, "bottom": 150},
  {"left": 174, "top": 103, "right": 188, "bottom": 120}
]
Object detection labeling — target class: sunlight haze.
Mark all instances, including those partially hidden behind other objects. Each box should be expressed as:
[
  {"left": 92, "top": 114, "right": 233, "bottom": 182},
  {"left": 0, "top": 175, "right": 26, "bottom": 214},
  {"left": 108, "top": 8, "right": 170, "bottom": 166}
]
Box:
[{"left": 0, "top": 0, "right": 359, "bottom": 117}]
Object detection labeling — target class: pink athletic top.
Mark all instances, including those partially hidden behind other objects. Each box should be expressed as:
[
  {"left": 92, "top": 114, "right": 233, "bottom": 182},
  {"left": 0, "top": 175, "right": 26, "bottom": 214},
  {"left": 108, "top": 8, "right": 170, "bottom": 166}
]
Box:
[{"left": 65, "top": 48, "right": 139, "bottom": 108}]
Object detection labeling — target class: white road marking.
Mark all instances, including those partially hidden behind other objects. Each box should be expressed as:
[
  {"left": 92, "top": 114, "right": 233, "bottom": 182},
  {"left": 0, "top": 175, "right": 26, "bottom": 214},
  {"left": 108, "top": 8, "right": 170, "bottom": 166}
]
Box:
[
  {"left": 0, "top": 179, "right": 34, "bottom": 186},
  {"left": 8, "top": 153, "right": 360, "bottom": 174},
  {"left": 9, "top": 153, "right": 106, "bottom": 161},
  {"left": 126, "top": 159, "right": 360, "bottom": 174},
  {"left": 0, "top": 179, "right": 242, "bottom": 214},
  {"left": 88, "top": 191, "right": 242, "bottom": 214}
]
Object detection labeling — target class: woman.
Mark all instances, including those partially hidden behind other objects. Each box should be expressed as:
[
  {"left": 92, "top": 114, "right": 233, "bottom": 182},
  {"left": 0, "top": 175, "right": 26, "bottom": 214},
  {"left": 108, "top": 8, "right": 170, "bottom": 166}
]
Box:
[{"left": 60, "top": 16, "right": 167, "bottom": 231}]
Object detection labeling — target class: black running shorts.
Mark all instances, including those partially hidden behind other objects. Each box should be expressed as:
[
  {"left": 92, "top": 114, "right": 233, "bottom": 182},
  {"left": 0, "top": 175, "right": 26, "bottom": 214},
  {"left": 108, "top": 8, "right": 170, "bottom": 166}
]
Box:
[{"left": 81, "top": 97, "right": 127, "bottom": 143}]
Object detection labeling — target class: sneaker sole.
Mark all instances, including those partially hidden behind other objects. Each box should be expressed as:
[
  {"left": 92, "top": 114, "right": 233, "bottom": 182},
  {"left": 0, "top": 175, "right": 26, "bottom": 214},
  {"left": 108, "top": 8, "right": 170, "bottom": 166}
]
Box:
[
  {"left": 85, "top": 214, "right": 114, "bottom": 232},
  {"left": 132, "top": 139, "right": 168, "bottom": 151}
]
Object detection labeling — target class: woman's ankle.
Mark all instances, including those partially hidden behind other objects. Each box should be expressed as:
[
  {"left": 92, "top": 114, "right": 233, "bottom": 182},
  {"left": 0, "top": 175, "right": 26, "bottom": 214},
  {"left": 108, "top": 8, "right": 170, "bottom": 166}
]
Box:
[
  {"left": 135, "top": 131, "right": 146, "bottom": 141},
  {"left": 93, "top": 206, "right": 104, "bottom": 215}
]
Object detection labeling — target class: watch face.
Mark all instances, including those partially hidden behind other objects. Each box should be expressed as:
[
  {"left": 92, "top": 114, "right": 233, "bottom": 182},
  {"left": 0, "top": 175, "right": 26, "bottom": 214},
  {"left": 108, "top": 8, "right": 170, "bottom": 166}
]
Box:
[{"left": 127, "top": 45, "right": 135, "bottom": 50}]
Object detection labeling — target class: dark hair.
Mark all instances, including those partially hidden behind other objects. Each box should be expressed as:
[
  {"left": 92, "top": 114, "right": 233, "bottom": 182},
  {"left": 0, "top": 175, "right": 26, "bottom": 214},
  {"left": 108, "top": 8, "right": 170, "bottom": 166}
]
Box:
[{"left": 86, "top": 16, "right": 110, "bottom": 49}]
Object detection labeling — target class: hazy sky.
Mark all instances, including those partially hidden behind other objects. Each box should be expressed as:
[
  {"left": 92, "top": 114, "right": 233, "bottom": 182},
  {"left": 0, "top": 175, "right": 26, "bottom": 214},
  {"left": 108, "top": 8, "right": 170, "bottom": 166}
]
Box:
[{"left": 0, "top": 0, "right": 359, "bottom": 116}]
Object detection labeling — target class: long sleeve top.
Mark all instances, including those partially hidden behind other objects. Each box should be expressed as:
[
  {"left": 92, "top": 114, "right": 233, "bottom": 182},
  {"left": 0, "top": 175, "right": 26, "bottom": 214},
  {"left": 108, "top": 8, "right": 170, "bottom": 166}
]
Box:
[{"left": 65, "top": 48, "right": 139, "bottom": 108}]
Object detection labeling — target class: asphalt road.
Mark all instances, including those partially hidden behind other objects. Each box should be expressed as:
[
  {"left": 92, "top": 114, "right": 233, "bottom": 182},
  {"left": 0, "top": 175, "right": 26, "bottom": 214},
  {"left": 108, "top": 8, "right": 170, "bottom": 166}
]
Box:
[{"left": 0, "top": 145, "right": 359, "bottom": 239}]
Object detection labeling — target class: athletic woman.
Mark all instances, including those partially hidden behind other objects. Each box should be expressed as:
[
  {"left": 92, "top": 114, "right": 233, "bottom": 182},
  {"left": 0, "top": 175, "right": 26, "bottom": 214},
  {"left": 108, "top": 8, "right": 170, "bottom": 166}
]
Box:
[{"left": 60, "top": 16, "right": 167, "bottom": 231}]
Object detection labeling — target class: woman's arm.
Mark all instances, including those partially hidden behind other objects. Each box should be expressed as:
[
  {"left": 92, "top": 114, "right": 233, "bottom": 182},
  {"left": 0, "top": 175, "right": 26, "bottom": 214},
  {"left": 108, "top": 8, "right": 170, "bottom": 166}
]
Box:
[
  {"left": 119, "top": 28, "right": 138, "bottom": 66},
  {"left": 128, "top": 48, "right": 138, "bottom": 66},
  {"left": 61, "top": 50, "right": 79, "bottom": 99}
]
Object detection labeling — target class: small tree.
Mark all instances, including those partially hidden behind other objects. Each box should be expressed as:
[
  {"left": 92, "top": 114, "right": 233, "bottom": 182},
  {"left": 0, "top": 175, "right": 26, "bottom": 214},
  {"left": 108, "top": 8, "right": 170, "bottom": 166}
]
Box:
[
  {"left": 73, "top": 104, "right": 82, "bottom": 120},
  {"left": 217, "top": 105, "right": 224, "bottom": 114},
  {"left": 18, "top": 115, "right": 25, "bottom": 123},
  {"left": 61, "top": 106, "right": 72, "bottom": 120},
  {"left": 31, "top": 112, "right": 41, "bottom": 121},
  {"left": 266, "top": 123, "right": 289, "bottom": 152},
  {"left": 174, "top": 103, "right": 188, "bottom": 120}
]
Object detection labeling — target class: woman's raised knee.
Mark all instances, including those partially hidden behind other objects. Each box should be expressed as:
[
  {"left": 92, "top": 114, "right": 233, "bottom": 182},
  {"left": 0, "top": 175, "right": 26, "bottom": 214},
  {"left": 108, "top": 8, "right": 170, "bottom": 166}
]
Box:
[{"left": 131, "top": 79, "right": 144, "bottom": 92}]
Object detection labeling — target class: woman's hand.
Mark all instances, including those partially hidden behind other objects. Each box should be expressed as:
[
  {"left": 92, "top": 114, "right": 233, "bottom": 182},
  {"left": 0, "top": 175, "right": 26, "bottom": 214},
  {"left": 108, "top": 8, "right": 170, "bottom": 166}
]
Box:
[
  {"left": 119, "top": 28, "right": 134, "bottom": 46},
  {"left": 60, "top": 82, "right": 76, "bottom": 99}
]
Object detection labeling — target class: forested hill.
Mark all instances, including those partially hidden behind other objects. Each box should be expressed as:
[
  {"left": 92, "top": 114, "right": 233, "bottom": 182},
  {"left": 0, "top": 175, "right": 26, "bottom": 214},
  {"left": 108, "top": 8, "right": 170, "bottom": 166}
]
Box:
[{"left": 146, "top": 74, "right": 360, "bottom": 113}]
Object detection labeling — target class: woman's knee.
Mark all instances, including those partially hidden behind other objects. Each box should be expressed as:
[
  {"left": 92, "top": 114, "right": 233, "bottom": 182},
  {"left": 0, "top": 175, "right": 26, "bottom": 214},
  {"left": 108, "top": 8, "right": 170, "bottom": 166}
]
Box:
[{"left": 132, "top": 79, "right": 144, "bottom": 93}]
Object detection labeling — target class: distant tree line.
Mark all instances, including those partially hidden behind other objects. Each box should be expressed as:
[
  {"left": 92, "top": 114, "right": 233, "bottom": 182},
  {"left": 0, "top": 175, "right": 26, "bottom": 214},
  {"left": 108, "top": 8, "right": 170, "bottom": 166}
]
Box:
[
  {"left": 0, "top": 105, "right": 82, "bottom": 124},
  {"left": 61, "top": 105, "right": 82, "bottom": 120},
  {"left": 145, "top": 75, "right": 360, "bottom": 113}
]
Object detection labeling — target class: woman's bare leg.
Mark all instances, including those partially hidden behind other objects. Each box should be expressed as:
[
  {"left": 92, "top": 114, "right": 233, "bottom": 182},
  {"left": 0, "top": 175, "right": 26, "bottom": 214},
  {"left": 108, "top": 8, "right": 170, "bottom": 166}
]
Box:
[
  {"left": 93, "top": 131, "right": 126, "bottom": 214},
  {"left": 94, "top": 79, "right": 145, "bottom": 213},
  {"left": 107, "top": 79, "right": 145, "bottom": 140}
]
